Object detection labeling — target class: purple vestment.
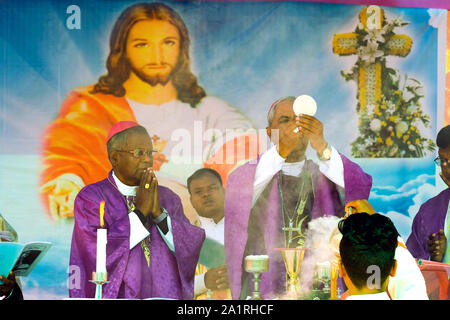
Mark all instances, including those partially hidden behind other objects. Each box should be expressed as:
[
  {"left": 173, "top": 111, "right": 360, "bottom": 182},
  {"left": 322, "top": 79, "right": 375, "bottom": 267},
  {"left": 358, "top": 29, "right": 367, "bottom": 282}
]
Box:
[
  {"left": 224, "top": 153, "right": 372, "bottom": 299},
  {"left": 406, "top": 188, "right": 449, "bottom": 259},
  {"left": 69, "top": 171, "right": 205, "bottom": 299}
]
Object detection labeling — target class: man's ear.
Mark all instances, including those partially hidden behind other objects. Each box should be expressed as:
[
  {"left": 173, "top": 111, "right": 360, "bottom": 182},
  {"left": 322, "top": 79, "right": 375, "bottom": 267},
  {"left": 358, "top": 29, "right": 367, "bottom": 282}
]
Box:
[
  {"left": 109, "top": 150, "right": 119, "bottom": 168},
  {"left": 266, "top": 126, "right": 271, "bottom": 139},
  {"left": 390, "top": 259, "right": 397, "bottom": 277}
]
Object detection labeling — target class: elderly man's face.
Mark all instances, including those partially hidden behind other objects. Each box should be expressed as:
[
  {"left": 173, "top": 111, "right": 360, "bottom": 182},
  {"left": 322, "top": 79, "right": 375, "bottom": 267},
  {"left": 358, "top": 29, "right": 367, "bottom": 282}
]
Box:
[
  {"left": 126, "top": 19, "right": 181, "bottom": 86},
  {"left": 111, "top": 130, "right": 154, "bottom": 186},
  {"left": 267, "top": 99, "right": 308, "bottom": 153}
]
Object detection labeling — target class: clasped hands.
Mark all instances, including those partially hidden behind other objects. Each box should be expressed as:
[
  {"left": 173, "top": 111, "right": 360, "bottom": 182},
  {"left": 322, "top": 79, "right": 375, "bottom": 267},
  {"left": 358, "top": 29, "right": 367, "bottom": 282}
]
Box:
[{"left": 135, "top": 168, "right": 163, "bottom": 219}]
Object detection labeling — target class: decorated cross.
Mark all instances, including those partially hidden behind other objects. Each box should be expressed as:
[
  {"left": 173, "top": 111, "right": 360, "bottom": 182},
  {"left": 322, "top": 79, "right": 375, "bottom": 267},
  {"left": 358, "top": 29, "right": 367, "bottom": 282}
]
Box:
[{"left": 332, "top": 5, "right": 412, "bottom": 112}]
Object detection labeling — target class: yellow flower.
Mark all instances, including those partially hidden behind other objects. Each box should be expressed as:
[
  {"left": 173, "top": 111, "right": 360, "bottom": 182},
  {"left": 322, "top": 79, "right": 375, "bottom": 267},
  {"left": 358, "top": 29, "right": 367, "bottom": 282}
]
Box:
[
  {"left": 386, "top": 137, "right": 393, "bottom": 146},
  {"left": 415, "top": 139, "right": 420, "bottom": 144},
  {"left": 376, "top": 137, "right": 382, "bottom": 143},
  {"left": 381, "top": 121, "right": 387, "bottom": 126},
  {"left": 394, "top": 90, "right": 402, "bottom": 95}
]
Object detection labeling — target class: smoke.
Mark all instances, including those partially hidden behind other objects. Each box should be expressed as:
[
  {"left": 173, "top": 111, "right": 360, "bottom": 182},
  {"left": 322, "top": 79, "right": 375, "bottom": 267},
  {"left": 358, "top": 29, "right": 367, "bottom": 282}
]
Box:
[{"left": 300, "top": 216, "right": 342, "bottom": 293}]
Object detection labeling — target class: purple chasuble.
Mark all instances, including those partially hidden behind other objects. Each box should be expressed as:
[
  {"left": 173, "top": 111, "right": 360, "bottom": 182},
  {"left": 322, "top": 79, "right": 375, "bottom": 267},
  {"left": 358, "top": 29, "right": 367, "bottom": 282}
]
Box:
[
  {"left": 406, "top": 188, "right": 449, "bottom": 259},
  {"left": 69, "top": 171, "right": 205, "bottom": 299},
  {"left": 224, "top": 153, "right": 372, "bottom": 299}
]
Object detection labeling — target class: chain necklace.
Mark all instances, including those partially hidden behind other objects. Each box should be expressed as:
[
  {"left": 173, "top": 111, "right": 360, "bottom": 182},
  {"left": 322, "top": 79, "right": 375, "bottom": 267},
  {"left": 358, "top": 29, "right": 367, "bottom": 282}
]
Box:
[{"left": 277, "top": 163, "right": 312, "bottom": 248}]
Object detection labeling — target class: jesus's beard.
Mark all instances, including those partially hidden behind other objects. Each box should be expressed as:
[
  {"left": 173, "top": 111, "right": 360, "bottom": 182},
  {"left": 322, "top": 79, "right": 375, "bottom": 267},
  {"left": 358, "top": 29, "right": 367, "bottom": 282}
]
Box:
[{"left": 130, "top": 64, "right": 175, "bottom": 87}]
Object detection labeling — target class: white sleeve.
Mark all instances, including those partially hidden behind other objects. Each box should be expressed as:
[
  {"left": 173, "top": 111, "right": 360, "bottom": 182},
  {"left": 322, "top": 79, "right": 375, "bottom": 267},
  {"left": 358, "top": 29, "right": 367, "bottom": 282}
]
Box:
[
  {"left": 387, "top": 237, "right": 429, "bottom": 300},
  {"left": 194, "top": 273, "right": 208, "bottom": 296},
  {"left": 129, "top": 212, "right": 150, "bottom": 250},
  {"left": 252, "top": 146, "right": 285, "bottom": 206},
  {"left": 157, "top": 215, "right": 175, "bottom": 253},
  {"left": 318, "top": 145, "right": 345, "bottom": 188}
]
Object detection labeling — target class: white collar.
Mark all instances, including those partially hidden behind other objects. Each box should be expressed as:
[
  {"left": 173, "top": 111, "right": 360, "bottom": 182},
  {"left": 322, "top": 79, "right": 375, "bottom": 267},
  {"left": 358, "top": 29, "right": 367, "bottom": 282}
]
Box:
[
  {"left": 112, "top": 171, "right": 137, "bottom": 196},
  {"left": 199, "top": 216, "right": 224, "bottom": 226}
]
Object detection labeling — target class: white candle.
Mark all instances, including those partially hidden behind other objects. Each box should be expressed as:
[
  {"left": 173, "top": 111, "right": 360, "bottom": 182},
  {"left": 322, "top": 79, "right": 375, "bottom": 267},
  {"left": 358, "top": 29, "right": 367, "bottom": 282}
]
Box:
[{"left": 96, "top": 228, "right": 107, "bottom": 273}]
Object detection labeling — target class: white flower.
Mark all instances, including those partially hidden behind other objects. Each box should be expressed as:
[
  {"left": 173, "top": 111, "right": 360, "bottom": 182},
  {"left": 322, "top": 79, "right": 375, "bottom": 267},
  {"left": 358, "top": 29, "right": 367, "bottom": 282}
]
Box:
[
  {"left": 370, "top": 119, "right": 382, "bottom": 131},
  {"left": 367, "top": 104, "right": 375, "bottom": 114},
  {"left": 403, "top": 89, "right": 415, "bottom": 102},
  {"left": 386, "top": 100, "right": 396, "bottom": 111},
  {"left": 396, "top": 121, "right": 408, "bottom": 135},
  {"left": 363, "top": 28, "right": 385, "bottom": 44},
  {"left": 406, "top": 105, "right": 418, "bottom": 114},
  {"left": 358, "top": 41, "right": 384, "bottom": 64},
  {"left": 413, "top": 86, "right": 424, "bottom": 96},
  {"left": 408, "top": 144, "right": 416, "bottom": 151}
]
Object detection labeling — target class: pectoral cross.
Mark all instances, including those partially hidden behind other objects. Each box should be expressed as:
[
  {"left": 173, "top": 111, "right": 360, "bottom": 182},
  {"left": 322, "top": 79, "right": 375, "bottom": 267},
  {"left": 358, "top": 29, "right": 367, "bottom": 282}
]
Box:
[{"left": 332, "top": 5, "right": 412, "bottom": 112}]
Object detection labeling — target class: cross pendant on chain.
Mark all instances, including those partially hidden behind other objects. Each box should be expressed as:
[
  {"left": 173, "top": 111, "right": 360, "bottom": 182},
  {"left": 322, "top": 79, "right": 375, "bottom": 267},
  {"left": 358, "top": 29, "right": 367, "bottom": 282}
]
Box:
[{"left": 282, "top": 219, "right": 302, "bottom": 246}]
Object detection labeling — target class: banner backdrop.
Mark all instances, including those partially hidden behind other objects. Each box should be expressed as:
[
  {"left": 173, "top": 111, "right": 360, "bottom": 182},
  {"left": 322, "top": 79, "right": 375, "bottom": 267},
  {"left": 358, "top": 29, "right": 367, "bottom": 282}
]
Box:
[{"left": 0, "top": 0, "right": 446, "bottom": 299}]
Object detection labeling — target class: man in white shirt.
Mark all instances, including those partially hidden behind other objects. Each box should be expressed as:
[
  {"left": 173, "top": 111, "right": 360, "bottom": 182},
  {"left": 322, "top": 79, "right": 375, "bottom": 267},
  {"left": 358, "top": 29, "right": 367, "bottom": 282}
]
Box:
[
  {"left": 224, "top": 96, "right": 373, "bottom": 299},
  {"left": 187, "top": 168, "right": 230, "bottom": 299}
]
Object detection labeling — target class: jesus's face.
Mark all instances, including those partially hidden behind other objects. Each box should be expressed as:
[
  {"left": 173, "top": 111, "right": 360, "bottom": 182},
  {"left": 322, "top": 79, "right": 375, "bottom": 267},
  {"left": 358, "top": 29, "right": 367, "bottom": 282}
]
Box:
[{"left": 126, "top": 19, "right": 181, "bottom": 86}]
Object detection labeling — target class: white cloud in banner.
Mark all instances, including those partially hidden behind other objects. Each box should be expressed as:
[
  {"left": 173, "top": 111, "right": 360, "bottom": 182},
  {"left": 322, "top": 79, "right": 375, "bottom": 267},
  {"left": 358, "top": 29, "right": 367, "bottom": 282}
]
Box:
[
  {"left": 370, "top": 174, "right": 437, "bottom": 240},
  {"left": 427, "top": 9, "right": 445, "bottom": 29},
  {"left": 384, "top": 211, "right": 414, "bottom": 241}
]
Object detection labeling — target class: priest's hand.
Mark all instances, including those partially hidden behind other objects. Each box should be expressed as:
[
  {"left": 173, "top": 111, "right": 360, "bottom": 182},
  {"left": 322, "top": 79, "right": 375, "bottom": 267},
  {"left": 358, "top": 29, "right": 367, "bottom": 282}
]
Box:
[
  {"left": 428, "top": 229, "right": 447, "bottom": 262},
  {"left": 295, "top": 114, "right": 327, "bottom": 153},
  {"left": 40, "top": 177, "right": 82, "bottom": 219},
  {"left": 0, "top": 271, "right": 16, "bottom": 298},
  {"left": 204, "top": 265, "right": 229, "bottom": 291},
  {"left": 135, "top": 168, "right": 162, "bottom": 219},
  {"left": 344, "top": 199, "right": 377, "bottom": 218}
]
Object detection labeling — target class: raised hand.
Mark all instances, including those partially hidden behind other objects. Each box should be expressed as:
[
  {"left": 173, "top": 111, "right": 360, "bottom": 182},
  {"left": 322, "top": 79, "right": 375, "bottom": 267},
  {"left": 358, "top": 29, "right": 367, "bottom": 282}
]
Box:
[
  {"left": 428, "top": 229, "right": 447, "bottom": 262},
  {"left": 295, "top": 114, "right": 327, "bottom": 153},
  {"left": 344, "top": 199, "right": 377, "bottom": 218},
  {"left": 0, "top": 271, "right": 16, "bottom": 297},
  {"left": 40, "top": 177, "right": 83, "bottom": 219}
]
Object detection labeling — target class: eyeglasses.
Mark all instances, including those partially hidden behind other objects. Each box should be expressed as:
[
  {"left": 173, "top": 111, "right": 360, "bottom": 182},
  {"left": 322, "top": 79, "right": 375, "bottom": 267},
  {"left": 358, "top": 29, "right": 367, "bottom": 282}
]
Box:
[
  {"left": 116, "top": 149, "right": 157, "bottom": 158},
  {"left": 434, "top": 157, "right": 449, "bottom": 166}
]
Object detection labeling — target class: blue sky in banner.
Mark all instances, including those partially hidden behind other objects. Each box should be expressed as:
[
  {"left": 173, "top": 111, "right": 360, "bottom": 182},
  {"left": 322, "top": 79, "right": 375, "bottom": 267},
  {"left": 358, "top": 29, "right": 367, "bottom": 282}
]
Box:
[{"left": 0, "top": 0, "right": 446, "bottom": 298}]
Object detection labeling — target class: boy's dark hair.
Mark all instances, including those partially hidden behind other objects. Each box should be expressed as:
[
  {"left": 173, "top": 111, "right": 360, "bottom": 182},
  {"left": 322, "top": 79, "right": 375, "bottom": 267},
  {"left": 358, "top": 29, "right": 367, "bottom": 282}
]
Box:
[
  {"left": 338, "top": 213, "right": 398, "bottom": 289},
  {"left": 187, "top": 168, "right": 223, "bottom": 194}
]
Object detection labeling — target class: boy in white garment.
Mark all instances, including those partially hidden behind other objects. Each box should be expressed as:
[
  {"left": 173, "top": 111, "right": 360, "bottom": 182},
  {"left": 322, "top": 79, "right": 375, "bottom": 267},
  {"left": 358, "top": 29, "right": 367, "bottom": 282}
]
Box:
[{"left": 339, "top": 212, "right": 398, "bottom": 300}]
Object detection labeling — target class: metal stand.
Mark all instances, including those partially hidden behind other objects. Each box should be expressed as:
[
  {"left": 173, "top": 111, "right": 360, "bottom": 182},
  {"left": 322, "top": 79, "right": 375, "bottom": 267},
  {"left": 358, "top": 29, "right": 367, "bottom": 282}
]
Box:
[{"left": 90, "top": 272, "right": 109, "bottom": 299}]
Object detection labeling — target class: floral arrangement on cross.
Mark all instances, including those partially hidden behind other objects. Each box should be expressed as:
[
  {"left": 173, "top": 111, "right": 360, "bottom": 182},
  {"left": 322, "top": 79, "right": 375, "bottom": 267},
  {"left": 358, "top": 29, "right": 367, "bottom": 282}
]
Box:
[{"left": 332, "top": 5, "right": 435, "bottom": 157}]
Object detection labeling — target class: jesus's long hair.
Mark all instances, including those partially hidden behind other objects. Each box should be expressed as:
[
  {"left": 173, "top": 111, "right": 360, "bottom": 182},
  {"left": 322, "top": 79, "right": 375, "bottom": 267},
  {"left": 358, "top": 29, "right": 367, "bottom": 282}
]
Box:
[{"left": 92, "top": 2, "right": 206, "bottom": 107}]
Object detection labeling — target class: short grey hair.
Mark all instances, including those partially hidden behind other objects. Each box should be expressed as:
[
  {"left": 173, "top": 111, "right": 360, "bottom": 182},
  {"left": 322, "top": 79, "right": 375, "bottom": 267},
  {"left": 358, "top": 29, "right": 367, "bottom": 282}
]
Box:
[
  {"left": 267, "top": 96, "right": 296, "bottom": 126},
  {"left": 106, "top": 125, "right": 148, "bottom": 156}
]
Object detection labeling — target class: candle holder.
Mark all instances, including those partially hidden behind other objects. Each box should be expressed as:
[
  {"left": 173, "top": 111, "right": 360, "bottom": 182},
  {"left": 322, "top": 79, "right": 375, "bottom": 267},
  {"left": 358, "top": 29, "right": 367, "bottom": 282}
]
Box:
[{"left": 90, "top": 271, "right": 109, "bottom": 299}]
